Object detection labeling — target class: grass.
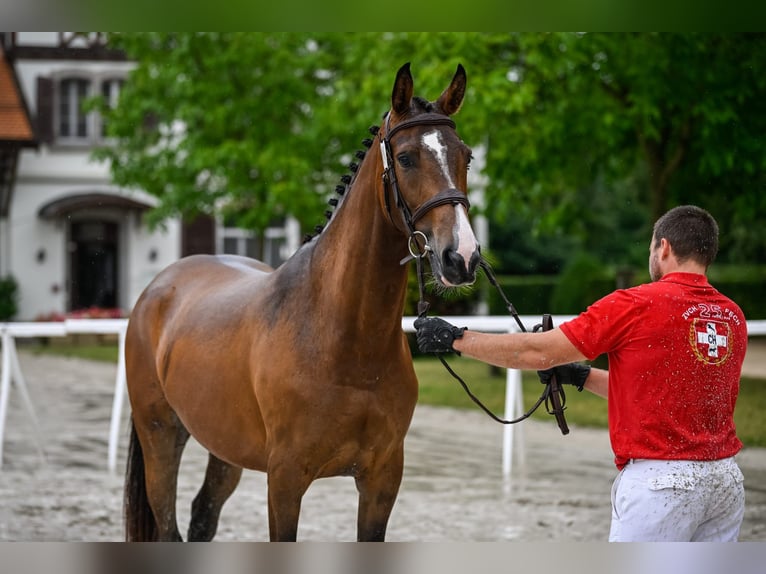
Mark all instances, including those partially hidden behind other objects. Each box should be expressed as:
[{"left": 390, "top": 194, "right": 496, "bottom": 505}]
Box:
[
  {"left": 415, "top": 356, "right": 609, "bottom": 427},
  {"left": 26, "top": 343, "right": 766, "bottom": 448},
  {"left": 30, "top": 342, "right": 120, "bottom": 363},
  {"left": 734, "top": 378, "right": 766, "bottom": 448}
]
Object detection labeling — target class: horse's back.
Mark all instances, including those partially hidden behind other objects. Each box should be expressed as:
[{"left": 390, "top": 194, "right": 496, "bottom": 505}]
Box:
[{"left": 132, "top": 255, "right": 273, "bottom": 349}]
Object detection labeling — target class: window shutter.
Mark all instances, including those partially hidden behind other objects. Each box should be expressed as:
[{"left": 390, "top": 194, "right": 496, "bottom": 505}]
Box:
[
  {"left": 36, "top": 76, "right": 54, "bottom": 144},
  {"left": 181, "top": 214, "right": 216, "bottom": 256}
]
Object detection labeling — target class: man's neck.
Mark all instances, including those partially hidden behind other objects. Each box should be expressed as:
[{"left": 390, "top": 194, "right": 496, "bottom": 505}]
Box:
[{"left": 665, "top": 261, "right": 707, "bottom": 277}]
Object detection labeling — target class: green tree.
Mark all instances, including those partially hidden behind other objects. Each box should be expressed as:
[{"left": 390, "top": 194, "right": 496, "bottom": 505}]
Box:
[
  {"left": 470, "top": 33, "right": 766, "bottom": 266},
  {"left": 94, "top": 33, "right": 766, "bottom": 267},
  {"left": 94, "top": 33, "right": 352, "bottom": 233}
]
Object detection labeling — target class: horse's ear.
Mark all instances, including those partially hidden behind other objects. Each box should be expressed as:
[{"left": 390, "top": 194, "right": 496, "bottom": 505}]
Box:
[
  {"left": 437, "top": 63, "right": 467, "bottom": 116},
  {"left": 391, "top": 62, "right": 413, "bottom": 115}
]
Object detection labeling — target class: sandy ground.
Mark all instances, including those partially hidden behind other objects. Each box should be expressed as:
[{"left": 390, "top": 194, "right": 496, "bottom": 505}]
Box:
[{"left": 0, "top": 348, "right": 764, "bottom": 542}]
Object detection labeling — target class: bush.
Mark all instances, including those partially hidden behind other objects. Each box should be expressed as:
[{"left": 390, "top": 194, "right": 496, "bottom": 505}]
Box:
[
  {"left": 486, "top": 274, "right": 557, "bottom": 316},
  {"left": 406, "top": 259, "right": 766, "bottom": 320},
  {"left": 708, "top": 265, "right": 766, "bottom": 320},
  {"left": 0, "top": 275, "right": 18, "bottom": 320},
  {"left": 551, "top": 253, "right": 614, "bottom": 314}
]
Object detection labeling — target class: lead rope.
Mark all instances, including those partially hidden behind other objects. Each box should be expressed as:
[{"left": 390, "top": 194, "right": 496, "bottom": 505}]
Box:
[{"left": 413, "top": 254, "right": 567, "bottom": 427}]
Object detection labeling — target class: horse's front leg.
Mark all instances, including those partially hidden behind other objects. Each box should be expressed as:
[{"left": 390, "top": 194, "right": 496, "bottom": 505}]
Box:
[
  {"left": 354, "top": 446, "right": 404, "bottom": 541},
  {"left": 266, "top": 457, "right": 313, "bottom": 541}
]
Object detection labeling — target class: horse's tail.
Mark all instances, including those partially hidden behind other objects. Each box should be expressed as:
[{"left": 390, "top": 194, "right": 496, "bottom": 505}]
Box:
[{"left": 124, "top": 418, "right": 158, "bottom": 541}]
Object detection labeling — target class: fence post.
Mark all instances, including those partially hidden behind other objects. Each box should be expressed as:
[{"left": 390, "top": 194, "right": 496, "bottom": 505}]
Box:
[
  {"left": 107, "top": 324, "right": 128, "bottom": 473},
  {"left": 502, "top": 367, "right": 525, "bottom": 478},
  {"left": 0, "top": 327, "right": 46, "bottom": 467}
]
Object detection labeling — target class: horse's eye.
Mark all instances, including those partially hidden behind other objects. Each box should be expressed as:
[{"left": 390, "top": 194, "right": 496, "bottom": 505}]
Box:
[{"left": 397, "top": 153, "right": 414, "bottom": 168}]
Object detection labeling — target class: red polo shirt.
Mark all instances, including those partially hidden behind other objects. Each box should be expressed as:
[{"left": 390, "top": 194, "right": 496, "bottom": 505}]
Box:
[{"left": 560, "top": 272, "right": 746, "bottom": 469}]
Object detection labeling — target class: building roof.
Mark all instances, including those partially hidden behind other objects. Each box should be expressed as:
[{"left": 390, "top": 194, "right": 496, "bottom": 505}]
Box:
[{"left": 0, "top": 45, "right": 35, "bottom": 144}]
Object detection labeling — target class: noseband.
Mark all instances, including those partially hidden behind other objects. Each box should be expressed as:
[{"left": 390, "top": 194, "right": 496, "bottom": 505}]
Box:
[{"left": 378, "top": 112, "right": 471, "bottom": 241}]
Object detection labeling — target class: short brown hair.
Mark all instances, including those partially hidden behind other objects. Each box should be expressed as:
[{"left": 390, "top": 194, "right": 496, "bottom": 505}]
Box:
[{"left": 653, "top": 205, "right": 719, "bottom": 268}]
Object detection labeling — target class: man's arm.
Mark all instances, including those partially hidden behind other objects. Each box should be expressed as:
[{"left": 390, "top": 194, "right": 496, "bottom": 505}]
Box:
[
  {"left": 582, "top": 367, "right": 608, "bottom": 398},
  {"left": 454, "top": 329, "right": 611, "bottom": 399},
  {"left": 452, "top": 327, "right": 587, "bottom": 370}
]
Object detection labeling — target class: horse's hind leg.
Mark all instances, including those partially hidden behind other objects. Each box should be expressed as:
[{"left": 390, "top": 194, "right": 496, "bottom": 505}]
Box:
[
  {"left": 355, "top": 447, "right": 405, "bottom": 541},
  {"left": 188, "top": 454, "right": 243, "bottom": 541},
  {"left": 133, "top": 409, "right": 190, "bottom": 541}
]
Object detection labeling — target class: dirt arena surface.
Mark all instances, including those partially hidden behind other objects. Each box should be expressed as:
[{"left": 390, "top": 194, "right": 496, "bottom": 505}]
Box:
[{"left": 0, "top": 349, "right": 764, "bottom": 542}]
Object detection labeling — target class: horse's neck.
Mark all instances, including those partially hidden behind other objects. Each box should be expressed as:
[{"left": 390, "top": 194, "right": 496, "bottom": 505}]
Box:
[{"left": 309, "top": 164, "right": 410, "bottom": 334}]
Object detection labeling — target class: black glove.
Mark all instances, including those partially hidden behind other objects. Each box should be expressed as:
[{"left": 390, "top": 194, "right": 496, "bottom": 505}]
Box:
[
  {"left": 414, "top": 316, "right": 466, "bottom": 354},
  {"left": 537, "top": 363, "right": 591, "bottom": 392}
]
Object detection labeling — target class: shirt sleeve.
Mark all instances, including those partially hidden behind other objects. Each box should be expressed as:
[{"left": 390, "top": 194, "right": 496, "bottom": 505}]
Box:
[{"left": 559, "top": 288, "right": 643, "bottom": 361}]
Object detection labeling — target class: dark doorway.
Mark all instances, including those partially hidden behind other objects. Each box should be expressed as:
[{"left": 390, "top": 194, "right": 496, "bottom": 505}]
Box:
[{"left": 69, "top": 221, "right": 118, "bottom": 310}]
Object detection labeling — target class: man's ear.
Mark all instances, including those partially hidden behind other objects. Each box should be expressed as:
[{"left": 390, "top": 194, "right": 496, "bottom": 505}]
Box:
[{"left": 659, "top": 237, "right": 673, "bottom": 260}]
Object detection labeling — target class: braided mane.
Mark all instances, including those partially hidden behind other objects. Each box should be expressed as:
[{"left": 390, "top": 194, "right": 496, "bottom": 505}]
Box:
[{"left": 302, "top": 125, "right": 379, "bottom": 244}]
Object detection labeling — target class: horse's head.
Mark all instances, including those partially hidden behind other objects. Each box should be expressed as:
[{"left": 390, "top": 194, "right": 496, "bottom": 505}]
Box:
[{"left": 379, "top": 63, "right": 480, "bottom": 287}]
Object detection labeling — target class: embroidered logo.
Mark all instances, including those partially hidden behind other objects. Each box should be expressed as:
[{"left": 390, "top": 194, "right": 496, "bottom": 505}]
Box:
[{"left": 689, "top": 319, "right": 731, "bottom": 365}]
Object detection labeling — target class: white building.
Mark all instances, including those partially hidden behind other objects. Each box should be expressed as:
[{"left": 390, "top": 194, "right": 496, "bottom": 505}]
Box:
[{"left": 0, "top": 33, "right": 297, "bottom": 321}]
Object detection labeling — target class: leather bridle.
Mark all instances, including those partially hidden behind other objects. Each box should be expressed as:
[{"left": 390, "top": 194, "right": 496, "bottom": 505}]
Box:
[{"left": 378, "top": 112, "right": 471, "bottom": 245}]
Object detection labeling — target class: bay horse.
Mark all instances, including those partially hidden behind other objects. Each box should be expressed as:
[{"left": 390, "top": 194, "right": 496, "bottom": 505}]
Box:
[{"left": 124, "top": 62, "right": 481, "bottom": 541}]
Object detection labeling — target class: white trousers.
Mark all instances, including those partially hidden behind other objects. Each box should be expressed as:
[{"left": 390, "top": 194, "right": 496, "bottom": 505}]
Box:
[{"left": 609, "top": 456, "right": 745, "bottom": 542}]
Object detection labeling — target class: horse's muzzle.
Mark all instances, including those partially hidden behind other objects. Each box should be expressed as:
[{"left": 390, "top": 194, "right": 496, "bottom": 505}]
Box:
[{"left": 438, "top": 247, "right": 480, "bottom": 286}]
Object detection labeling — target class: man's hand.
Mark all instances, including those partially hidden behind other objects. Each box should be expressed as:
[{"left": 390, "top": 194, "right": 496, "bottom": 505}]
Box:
[
  {"left": 537, "top": 363, "right": 591, "bottom": 392},
  {"left": 414, "top": 316, "right": 466, "bottom": 354}
]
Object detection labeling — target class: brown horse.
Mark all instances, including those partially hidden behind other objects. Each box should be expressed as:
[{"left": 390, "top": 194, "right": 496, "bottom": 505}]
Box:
[{"left": 124, "top": 62, "right": 481, "bottom": 541}]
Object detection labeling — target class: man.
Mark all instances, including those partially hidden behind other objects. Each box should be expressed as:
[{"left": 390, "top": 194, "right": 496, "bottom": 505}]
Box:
[{"left": 415, "top": 205, "right": 747, "bottom": 542}]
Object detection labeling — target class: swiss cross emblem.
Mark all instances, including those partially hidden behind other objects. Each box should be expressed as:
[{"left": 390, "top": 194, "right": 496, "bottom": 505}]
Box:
[{"left": 690, "top": 319, "right": 731, "bottom": 365}]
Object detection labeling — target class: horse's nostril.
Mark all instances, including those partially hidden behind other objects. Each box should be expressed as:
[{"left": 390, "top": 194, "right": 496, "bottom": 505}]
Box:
[
  {"left": 443, "top": 248, "right": 464, "bottom": 271},
  {"left": 443, "top": 248, "right": 480, "bottom": 274},
  {"left": 468, "top": 251, "right": 481, "bottom": 275},
  {"left": 439, "top": 248, "right": 479, "bottom": 287}
]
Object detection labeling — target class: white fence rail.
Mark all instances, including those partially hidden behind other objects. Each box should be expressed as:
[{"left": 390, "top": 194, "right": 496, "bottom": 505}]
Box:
[
  {"left": 2, "top": 317, "right": 765, "bottom": 475},
  {"left": 0, "top": 319, "right": 128, "bottom": 472}
]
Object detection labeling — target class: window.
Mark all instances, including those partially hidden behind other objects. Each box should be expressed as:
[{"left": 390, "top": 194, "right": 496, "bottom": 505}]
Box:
[
  {"left": 38, "top": 72, "right": 126, "bottom": 145},
  {"left": 220, "top": 226, "right": 288, "bottom": 268},
  {"left": 222, "top": 229, "right": 259, "bottom": 259},
  {"left": 58, "top": 78, "right": 89, "bottom": 140}
]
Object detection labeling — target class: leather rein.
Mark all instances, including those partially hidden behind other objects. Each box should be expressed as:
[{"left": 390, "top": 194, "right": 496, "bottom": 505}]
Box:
[{"left": 378, "top": 112, "right": 570, "bottom": 434}]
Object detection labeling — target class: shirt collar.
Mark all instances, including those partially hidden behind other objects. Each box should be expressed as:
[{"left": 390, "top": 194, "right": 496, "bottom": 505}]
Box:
[{"left": 659, "top": 271, "right": 709, "bottom": 287}]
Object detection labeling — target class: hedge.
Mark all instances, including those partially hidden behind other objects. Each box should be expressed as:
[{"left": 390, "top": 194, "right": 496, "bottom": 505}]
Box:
[
  {"left": 0, "top": 275, "right": 18, "bottom": 321},
  {"left": 708, "top": 265, "right": 766, "bottom": 320},
  {"left": 486, "top": 264, "right": 766, "bottom": 320}
]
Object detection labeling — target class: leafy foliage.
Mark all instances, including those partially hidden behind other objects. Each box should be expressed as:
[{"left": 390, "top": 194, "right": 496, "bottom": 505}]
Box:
[
  {"left": 93, "top": 33, "right": 349, "bottom": 231},
  {"left": 550, "top": 253, "right": 614, "bottom": 314},
  {"left": 94, "top": 33, "right": 766, "bottom": 268},
  {"left": 0, "top": 275, "right": 18, "bottom": 320},
  {"left": 473, "top": 33, "right": 766, "bottom": 268}
]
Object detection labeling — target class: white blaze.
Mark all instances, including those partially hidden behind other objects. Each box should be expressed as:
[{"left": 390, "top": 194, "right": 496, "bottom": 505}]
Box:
[
  {"left": 422, "top": 130, "right": 479, "bottom": 274},
  {"left": 423, "top": 131, "right": 455, "bottom": 188},
  {"left": 454, "top": 205, "right": 479, "bottom": 268}
]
